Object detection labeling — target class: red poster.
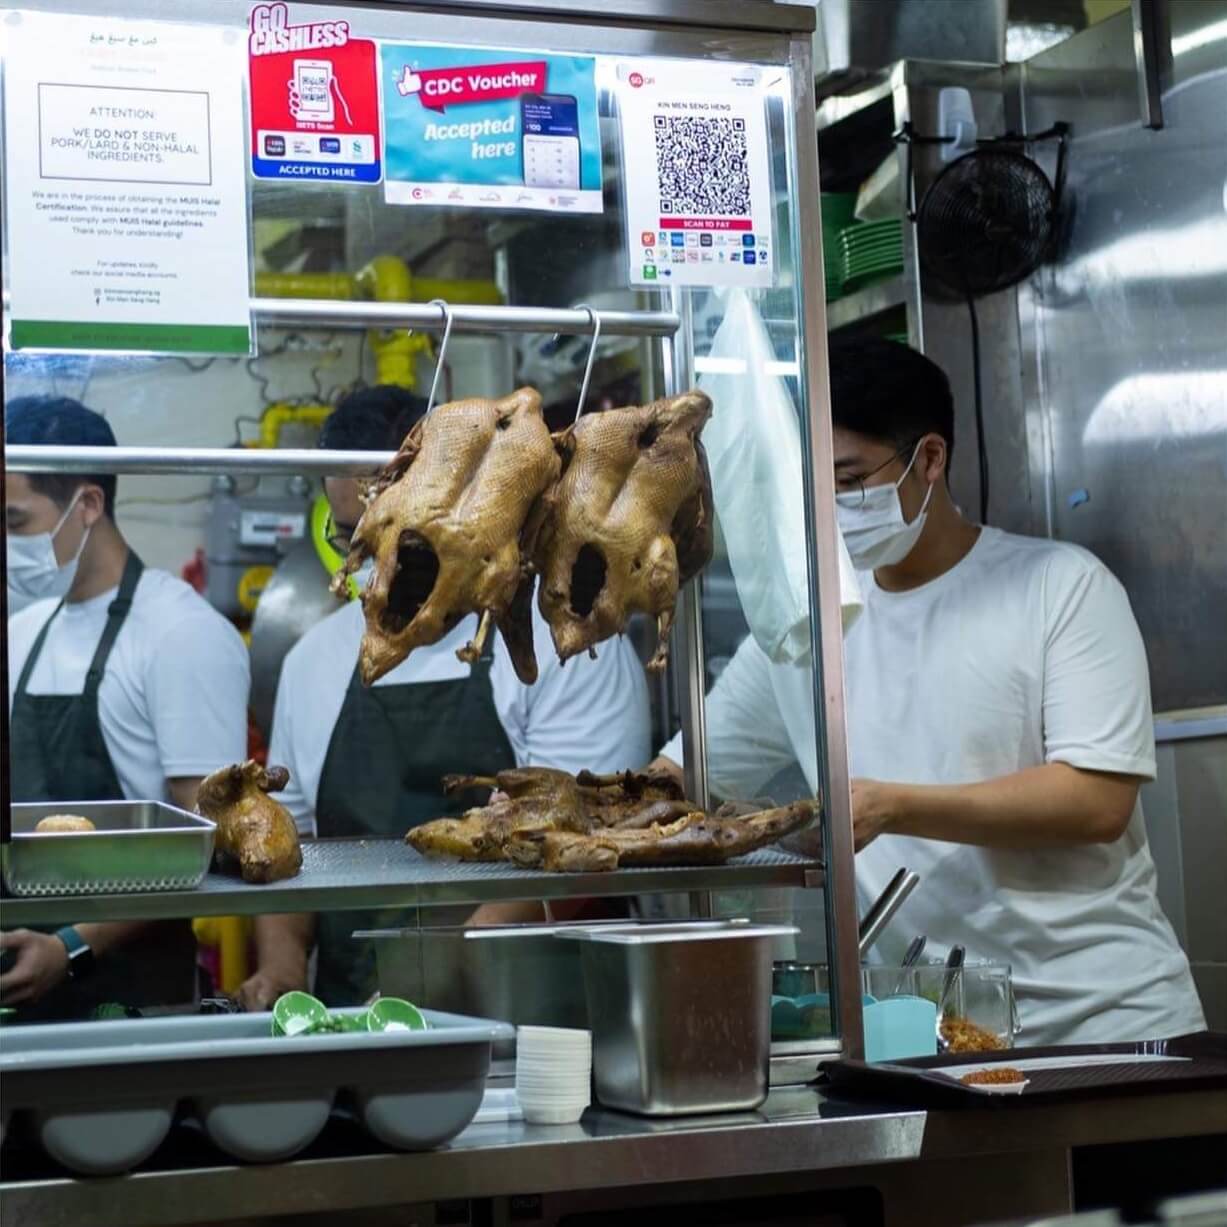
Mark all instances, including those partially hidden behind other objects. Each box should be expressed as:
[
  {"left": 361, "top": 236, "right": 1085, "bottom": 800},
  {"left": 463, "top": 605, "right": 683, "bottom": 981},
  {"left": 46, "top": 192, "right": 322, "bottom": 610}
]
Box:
[{"left": 248, "top": 2, "right": 381, "bottom": 184}]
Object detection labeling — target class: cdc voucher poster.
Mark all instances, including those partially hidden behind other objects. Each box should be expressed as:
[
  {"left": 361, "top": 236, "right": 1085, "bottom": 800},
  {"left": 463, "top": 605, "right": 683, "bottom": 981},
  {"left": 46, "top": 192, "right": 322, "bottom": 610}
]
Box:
[{"left": 381, "top": 44, "right": 602, "bottom": 213}]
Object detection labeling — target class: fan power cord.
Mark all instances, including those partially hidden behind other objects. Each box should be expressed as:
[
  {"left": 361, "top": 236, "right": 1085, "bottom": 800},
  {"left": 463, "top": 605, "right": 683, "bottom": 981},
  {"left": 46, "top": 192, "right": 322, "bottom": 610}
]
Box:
[{"left": 967, "top": 295, "right": 989, "bottom": 525}]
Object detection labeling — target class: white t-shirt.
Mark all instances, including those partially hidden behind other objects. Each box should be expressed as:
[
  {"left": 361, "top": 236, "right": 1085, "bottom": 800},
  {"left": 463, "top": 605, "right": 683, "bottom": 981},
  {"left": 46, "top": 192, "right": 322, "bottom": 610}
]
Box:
[
  {"left": 662, "top": 527, "right": 1204, "bottom": 1045},
  {"left": 8, "top": 569, "right": 250, "bottom": 801},
  {"left": 270, "top": 599, "right": 652, "bottom": 835}
]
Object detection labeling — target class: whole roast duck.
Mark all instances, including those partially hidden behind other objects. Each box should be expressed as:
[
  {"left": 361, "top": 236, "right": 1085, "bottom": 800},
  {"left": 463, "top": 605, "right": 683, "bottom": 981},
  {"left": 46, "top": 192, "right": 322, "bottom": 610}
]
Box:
[
  {"left": 196, "top": 761, "right": 302, "bottom": 884},
  {"left": 534, "top": 390, "right": 714, "bottom": 670},
  {"left": 334, "top": 388, "right": 560, "bottom": 686}
]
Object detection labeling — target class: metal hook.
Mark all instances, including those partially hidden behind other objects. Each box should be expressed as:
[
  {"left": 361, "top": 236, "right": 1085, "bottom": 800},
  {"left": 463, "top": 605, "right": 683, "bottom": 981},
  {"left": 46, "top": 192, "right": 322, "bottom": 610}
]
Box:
[
  {"left": 573, "top": 304, "right": 601, "bottom": 423},
  {"left": 425, "top": 298, "right": 454, "bottom": 415}
]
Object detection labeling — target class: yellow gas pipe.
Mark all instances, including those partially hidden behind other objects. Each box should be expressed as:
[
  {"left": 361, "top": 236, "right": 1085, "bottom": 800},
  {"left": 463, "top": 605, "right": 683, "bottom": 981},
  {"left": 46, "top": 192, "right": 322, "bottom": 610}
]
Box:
[
  {"left": 253, "top": 257, "right": 504, "bottom": 391},
  {"left": 199, "top": 261, "right": 505, "bottom": 993}
]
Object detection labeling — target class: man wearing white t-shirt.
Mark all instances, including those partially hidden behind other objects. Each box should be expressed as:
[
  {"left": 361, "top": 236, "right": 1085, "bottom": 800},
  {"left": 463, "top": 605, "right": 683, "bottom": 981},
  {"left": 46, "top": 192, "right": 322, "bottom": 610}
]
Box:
[
  {"left": 238, "top": 387, "right": 651, "bottom": 1009},
  {"left": 658, "top": 337, "right": 1204, "bottom": 1045},
  {"left": 4, "top": 397, "right": 250, "bottom": 1020}
]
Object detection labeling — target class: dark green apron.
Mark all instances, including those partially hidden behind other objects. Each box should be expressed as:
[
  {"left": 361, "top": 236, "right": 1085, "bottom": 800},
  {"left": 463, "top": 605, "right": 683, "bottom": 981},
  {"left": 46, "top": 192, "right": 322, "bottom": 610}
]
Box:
[
  {"left": 312, "top": 645, "right": 516, "bottom": 1006},
  {"left": 8, "top": 552, "right": 195, "bottom": 1021}
]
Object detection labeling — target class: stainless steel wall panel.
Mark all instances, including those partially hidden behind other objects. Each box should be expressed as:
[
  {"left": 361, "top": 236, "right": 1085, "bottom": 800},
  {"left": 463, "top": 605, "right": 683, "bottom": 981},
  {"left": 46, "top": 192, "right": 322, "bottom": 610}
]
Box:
[
  {"left": 1017, "top": 0, "right": 1227, "bottom": 711},
  {"left": 1138, "top": 741, "right": 1189, "bottom": 948},
  {"left": 1173, "top": 734, "right": 1227, "bottom": 966}
]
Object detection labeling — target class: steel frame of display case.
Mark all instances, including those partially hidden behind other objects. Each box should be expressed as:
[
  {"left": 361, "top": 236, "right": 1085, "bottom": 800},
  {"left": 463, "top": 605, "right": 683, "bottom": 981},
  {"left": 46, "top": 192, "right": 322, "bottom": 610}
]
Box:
[{"left": 0, "top": 0, "right": 862, "bottom": 1064}]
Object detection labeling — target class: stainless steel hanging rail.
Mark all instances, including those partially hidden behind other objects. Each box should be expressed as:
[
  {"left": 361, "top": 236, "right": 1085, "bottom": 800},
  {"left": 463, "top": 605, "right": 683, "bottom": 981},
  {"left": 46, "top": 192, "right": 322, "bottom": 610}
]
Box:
[
  {"left": 5, "top": 446, "right": 395, "bottom": 478},
  {"left": 251, "top": 298, "right": 680, "bottom": 337}
]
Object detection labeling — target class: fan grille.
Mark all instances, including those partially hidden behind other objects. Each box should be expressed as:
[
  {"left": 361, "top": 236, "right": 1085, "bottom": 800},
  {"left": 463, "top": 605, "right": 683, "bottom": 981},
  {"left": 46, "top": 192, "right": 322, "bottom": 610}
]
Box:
[{"left": 917, "top": 149, "right": 1056, "bottom": 296}]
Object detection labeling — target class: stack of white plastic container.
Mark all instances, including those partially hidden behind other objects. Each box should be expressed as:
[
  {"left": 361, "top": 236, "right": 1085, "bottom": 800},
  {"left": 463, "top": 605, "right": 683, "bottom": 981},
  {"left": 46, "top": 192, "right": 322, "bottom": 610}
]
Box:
[{"left": 514, "top": 1025, "right": 592, "bottom": 1124}]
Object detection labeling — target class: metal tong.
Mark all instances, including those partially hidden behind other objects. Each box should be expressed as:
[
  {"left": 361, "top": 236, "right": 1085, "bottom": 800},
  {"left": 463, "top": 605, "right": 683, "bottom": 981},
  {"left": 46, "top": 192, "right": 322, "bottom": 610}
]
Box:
[
  {"left": 857, "top": 867, "right": 920, "bottom": 960},
  {"left": 935, "top": 944, "right": 965, "bottom": 1051}
]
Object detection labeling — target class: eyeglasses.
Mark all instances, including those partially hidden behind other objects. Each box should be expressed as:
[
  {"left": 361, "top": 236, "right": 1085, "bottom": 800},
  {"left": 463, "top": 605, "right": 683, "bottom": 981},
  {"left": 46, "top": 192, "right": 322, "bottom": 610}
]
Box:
[
  {"left": 836, "top": 438, "right": 922, "bottom": 508},
  {"left": 325, "top": 516, "right": 355, "bottom": 555}
]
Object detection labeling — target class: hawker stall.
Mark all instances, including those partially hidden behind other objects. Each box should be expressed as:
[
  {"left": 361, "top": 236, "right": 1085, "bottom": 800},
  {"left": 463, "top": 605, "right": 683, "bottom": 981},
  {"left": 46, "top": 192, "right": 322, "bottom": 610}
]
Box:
[{"left": 2, "top": 2, "right": 1225, "bottom": 1225}]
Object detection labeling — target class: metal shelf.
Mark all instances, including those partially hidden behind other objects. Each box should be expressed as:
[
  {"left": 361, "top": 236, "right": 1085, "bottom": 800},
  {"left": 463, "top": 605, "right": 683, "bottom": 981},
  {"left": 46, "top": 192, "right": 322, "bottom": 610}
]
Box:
[
  {"left": 5, "top": 444, "right": 394, "bottom": 478},
  {"left": 0, "top": 839, "right": 824, "bottom": 925},
  {"left": 816, "top": 72, "right": 895, "bottom": 132},
  {"left": 825, "top": 276, "right": 908, "bottom": 331},
  {"left": 251, "top": 298, "right": 680, "bottom": 338}
]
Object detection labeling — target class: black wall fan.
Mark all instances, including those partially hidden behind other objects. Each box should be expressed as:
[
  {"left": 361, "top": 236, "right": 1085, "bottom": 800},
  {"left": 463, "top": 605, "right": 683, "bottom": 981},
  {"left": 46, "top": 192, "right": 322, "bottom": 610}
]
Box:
[{"left": 907, "top": 125, "right": 1069, "bottom": 523}]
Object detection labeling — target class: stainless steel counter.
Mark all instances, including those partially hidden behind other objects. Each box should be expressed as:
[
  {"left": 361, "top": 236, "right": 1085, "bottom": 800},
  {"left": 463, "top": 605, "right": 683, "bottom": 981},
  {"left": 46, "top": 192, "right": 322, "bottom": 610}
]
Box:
[{"left": 3, "top": 1085, "right": 1224, "bottom": 1227}]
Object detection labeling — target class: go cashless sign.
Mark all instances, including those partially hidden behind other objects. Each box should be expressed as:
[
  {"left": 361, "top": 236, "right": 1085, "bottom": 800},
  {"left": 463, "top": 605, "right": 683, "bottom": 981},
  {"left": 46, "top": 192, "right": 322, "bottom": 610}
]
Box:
[{"left": 248, "top": 2, "right": 381, "bottom": 184}]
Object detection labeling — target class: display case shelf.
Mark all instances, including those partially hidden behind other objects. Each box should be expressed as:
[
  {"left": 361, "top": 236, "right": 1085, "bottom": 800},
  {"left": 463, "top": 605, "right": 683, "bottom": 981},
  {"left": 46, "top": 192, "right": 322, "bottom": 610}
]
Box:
[{"left": 1, "top": 839, "right": 824, "bottom": 925}]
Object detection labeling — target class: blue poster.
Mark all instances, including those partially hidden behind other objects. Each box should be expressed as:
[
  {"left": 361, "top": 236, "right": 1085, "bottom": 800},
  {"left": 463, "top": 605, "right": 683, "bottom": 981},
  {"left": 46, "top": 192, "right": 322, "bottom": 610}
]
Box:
[{"left": 381, "top": 44, "right": 602, "bottom": 213}]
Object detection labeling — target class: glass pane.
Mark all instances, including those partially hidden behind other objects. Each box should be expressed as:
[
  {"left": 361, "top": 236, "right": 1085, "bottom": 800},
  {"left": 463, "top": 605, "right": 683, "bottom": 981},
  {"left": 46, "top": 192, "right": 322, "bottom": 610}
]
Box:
[{"left": 2, "top": 2, "right": 837, "bottom": 1041}]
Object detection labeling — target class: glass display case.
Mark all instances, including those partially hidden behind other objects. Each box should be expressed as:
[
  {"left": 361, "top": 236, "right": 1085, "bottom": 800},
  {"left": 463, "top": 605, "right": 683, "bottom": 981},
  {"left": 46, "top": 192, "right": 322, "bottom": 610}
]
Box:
[{"left": 1, "top": 0, "right": 860, "bottom": 1062}]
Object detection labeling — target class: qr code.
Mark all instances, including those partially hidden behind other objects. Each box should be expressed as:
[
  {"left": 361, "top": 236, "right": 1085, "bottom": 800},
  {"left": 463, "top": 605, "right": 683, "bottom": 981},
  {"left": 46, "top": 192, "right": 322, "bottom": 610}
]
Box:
[{"left": 653, "top": 114, "right": 749, "bottom": 217}]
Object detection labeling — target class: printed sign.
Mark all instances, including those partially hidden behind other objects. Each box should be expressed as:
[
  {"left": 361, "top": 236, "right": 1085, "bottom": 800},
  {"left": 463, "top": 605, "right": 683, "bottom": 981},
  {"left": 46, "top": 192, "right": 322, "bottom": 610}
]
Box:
[
  {"left": 249, "top": 2, "right": 381, "bottom": 184},
  {"left": 2, "top": 11, "right": 251, "bottom": 354},
  {"left": 381, "top": 44, "right": 601, "bottom": 212},
  {"left": 617, "top": 61, "right": 774, "bottom": 289}
]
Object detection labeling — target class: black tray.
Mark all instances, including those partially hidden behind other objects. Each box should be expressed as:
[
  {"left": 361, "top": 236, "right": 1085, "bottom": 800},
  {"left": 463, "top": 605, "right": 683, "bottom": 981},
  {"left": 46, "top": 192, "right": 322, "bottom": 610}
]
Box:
[{"left": 823, "top": 1032, "right": 1227, "bottom": 1107}]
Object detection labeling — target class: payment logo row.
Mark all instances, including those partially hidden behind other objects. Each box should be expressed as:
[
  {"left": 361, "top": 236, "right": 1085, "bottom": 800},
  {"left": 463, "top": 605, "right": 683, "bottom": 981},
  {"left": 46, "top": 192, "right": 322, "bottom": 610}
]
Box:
[{"left": 641, "top": 230, "right": 766, "bottom": 249}]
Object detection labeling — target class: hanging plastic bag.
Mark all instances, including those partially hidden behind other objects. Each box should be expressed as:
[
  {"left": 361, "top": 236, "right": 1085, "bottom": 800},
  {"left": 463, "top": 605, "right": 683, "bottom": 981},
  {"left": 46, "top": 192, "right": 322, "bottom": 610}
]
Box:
[{"left": 698, "top": 289, "right": 861, "bottom": 664}]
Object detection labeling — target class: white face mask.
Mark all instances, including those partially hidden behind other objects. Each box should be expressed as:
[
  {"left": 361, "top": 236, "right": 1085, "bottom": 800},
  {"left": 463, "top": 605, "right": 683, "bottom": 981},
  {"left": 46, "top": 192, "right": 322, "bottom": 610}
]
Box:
[
  {"left": 6, "top": 490, "right": 90, "bottom": 613},
  {"left": 835, "top": 441, "right": 935, "bottom": 571}
]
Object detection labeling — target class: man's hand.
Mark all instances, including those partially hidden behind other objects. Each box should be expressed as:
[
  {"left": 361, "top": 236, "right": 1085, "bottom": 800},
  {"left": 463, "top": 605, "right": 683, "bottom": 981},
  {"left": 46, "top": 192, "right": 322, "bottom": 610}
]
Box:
[
  {"left": 237, "top": 913, "right": 315, "bottom": 1011},
  {"left": 168, "top": 776, "right": 204, "bottom": 812},
  {"left": 0, "top": 929, "right": 70, "bottom": 1004},
  {"left": 236, "top": 959, "right": 308, "bottom": 1012},
  {"left": 647, "top": 755, "right": 685, "bottom": 791},
  {"left": 850, "top": 779, "right": 902, "bottom": 851}
]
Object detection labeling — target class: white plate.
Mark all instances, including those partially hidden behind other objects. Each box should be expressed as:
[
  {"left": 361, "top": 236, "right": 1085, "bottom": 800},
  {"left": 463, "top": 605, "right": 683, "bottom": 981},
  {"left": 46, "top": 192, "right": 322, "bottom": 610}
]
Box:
[{"left": 939, "top": 1072, "right": 1030, "bottom": 1095}]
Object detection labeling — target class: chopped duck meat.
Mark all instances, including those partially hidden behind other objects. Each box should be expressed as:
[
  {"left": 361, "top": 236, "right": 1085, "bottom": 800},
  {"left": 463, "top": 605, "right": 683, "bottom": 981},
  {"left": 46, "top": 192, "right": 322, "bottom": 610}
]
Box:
[{"left": 504, "top": 799, "right": 817, "bottom": 873}]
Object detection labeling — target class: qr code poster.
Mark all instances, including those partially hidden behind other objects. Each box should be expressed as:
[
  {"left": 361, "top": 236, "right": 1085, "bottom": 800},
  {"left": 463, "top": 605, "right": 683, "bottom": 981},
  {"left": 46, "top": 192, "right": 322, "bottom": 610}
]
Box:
[{"left": 617, "top": 62, "right": 773, "bottom": 289}]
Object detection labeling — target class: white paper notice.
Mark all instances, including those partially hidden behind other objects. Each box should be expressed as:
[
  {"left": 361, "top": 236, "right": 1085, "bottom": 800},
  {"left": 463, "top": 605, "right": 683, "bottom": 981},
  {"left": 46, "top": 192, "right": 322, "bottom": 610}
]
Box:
[
  {"left": 617, "top": 61, "right": 774, "bottom": 290},
  {"left": 2, "top": 12, "right": 251, "bottom": 355}
]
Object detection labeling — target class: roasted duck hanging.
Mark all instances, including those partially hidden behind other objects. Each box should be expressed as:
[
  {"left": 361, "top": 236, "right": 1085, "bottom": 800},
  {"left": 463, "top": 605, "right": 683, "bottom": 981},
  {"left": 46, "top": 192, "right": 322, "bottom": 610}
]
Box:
[
  {"left": 533, "top": 390, "right": 714, "bottom": 671},
  {"left": 334, "top": 388, "right": 560, "bottom": 686}
]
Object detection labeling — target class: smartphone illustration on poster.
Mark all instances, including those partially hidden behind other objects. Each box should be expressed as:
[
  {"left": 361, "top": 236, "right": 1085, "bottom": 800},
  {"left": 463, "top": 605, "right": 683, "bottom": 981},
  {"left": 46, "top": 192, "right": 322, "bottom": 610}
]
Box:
[
  {"left": 521, "top": 93, "right": 581, "bottom": 190},
  {"left": 293, "top": 59, "right": 335, "bottom": 124}
]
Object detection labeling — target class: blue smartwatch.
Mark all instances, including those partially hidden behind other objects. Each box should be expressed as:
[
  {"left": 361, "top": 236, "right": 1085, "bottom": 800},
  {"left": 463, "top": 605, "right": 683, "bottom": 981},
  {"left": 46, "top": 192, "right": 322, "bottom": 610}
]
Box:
[{"left": 54, "top": 927, "right": 95, "bottom": 980}]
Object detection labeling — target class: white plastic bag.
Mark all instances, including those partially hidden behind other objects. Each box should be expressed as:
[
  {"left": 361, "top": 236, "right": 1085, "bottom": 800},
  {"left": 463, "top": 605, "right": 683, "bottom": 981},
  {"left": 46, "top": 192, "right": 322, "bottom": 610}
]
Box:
[{"left": 698, "top": 290, "right": 862, "bottom": 664}]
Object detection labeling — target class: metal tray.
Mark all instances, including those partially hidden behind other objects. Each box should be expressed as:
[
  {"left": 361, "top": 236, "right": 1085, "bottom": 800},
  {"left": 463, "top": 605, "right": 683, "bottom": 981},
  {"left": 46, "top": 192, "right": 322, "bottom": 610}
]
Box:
[
  {"left": 2, "top": 801, "right": 215, "bottom": 897},
  {"left": 0, "top": 1007, "right": 514, "bottom": 1174},
  {"left": 822, "top": 1033, "right": 1227, "bottom": 1107}
]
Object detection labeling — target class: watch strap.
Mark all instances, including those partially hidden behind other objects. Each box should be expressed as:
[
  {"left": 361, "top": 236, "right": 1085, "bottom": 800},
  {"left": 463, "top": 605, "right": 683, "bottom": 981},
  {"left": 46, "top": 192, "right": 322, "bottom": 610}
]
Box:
[{"left": 54, "top": 926, "right": 94, "bottom": 979}]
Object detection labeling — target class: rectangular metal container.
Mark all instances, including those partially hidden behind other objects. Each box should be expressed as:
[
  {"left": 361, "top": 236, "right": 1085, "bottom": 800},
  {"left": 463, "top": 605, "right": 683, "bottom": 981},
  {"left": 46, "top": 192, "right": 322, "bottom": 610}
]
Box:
[
  {"left": 559, "top": 922, "right": 798, "bottom": 1116},
  {"left": 2, "top": 801, "right": 215, "bottom": 897},
  {"left": 363, "top": 920, "right": 626, "bottom": 1055}
]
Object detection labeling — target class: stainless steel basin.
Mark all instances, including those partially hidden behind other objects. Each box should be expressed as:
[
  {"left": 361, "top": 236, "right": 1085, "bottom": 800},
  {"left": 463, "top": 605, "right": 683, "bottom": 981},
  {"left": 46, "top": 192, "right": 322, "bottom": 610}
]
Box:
[{"left": 559, "top": 922, "right": 798, "bottom": 1116}]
